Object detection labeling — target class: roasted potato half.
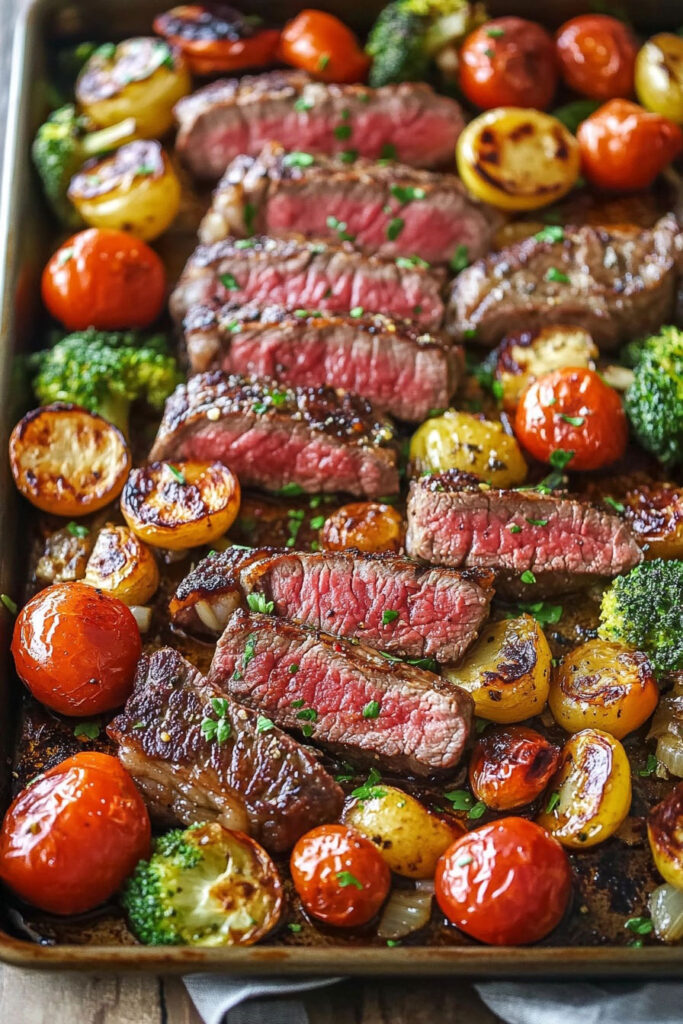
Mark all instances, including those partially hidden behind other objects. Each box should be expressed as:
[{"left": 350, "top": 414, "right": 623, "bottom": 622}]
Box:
[
  {"left": 444, "top": 614, "right": 552, "bottom": 723},
  {"left": 9, "top": 404, "right": 131, "bottom": 517},
  {"left": 537, "top": 729, "right": 632, "bottom": 849},
  {"left": 342, "top": 785, "right": 462, "bottom": 879},
  {"left": 635, "top": 33, "right": 683, "bottom": 124},
  {"left": 321, "top": 502, "right": 405, "bottom": 554},
  {"left": 121, "top": 461, "right": 241, "bottom": 550},
  {"left": 469, "top": 726, "right": 561, "bottom": 811},
  {"left": 647, "top": 783, "right": 683, "bottom": 890},
  {"left": 456, "top": 107, "right": 581, "bottom": 211},
  {"left": 68, "top": 140, "right": 181, "bottom": 241},
  {"left": 623, "top": 482, "right": 683, "bottom": 560},
  {"left": 549, "top": 638, "right": 659, "bottom": 740},
  {"left": 76, "top": 38, "right": 191, "bottom": 137},
  {"left": 493, "top": 326, "right": 598, "bottom": 412},
  {"left": 85, "top": 524, "right": 160, "bottom": 605},
  {"left": 409, "top": 410, "right": 527, "bottom": 488}
]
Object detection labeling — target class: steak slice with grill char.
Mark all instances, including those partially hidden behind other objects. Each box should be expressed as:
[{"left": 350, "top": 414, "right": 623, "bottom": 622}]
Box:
[
  {"left": 107, "top": 648, "right": 344, "bottom": 852},
  {"left": 174, "top": 70, "right": 465, "bottom": 180},
  {"left": 170, "top": 546, "right": 495, "bottom": 663},
  {"left": 406, "top": 471, "right": 643, "bottom": 590},
  {"left": 208, "top": 610, "right": 474, "bottom": 777},
  {"left": 170, "top": 236, "right": 446, "bottom": 330},
  {"left": 447, "top": 215, "right": 681, "bottom": 349},
  {"left": 199, "top": 141, "right": 496, "bottom": 265},
  {"left": 148, "top": 371, "right": 399, "bottom": 498},
  {"left": 183, "top": 302, "right": 462, "bottom": 422}
]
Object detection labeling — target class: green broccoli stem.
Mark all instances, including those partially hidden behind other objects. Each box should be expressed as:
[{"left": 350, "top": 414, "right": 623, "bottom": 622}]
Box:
[{"left": 81, "top": 116, "right": 137, "bottom": 158}]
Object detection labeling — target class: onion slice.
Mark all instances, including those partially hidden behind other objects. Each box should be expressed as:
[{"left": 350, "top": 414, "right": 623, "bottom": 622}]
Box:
[
  {"left": 649, "top": 883, "right": 683, "bottom": 942},
  {"left": 377, "top": 887, "right": 433, "bottom": 940},
  {"left": 648, "top": 691, "right": 683, "bottom": 778}
]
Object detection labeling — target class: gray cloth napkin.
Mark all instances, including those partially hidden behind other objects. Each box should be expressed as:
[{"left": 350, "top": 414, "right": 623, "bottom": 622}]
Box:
[{"left": 184, "top": 974, "right": 341, "bottom": 1024}]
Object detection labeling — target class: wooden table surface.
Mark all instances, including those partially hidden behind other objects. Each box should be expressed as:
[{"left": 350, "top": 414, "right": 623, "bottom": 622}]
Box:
[{"left": 0, "top": 4, "right": 504, "bottom": 1021}]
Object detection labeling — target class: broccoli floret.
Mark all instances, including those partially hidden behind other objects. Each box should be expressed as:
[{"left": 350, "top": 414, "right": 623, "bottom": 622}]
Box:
[
  {"left": 31, "top": 104, "right": 135, "bottom": 227},
  {"left": 29, "top": 329, "right": 182, "bottom": 435},
  {"left": 599, "top": 559, "right": 683, "bottom": 676},
  {"left": 624, "top": 325, "right": 683, "bottom": 468}
]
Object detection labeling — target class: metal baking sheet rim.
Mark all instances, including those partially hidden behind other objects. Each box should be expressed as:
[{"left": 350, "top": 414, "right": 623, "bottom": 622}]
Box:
[{"left": 0, "top": 0, "right": 681, "bottom": 974}]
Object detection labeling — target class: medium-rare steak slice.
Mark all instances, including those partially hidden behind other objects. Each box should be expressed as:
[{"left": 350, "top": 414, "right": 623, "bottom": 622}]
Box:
[
  {"left": 406, "top": 471, "right": 643, "bottom": 590},
  {"left": 208, "top": 610, "right": 474, "bottom": 777},
  {"left": 107, "top": 648, "right": 343, "bottom": 852},
  {"left": 174, "top": 70, "right": 465, "bottom": 180},
  {"left": 149, "top": 371, "right": 399, "bottom": 498},
  {"left": 170, "top": 236, "right": 446, "bottom": 330},
  {"left": 170, "top": 546, "right": 495, "bottom": 663},
  {"left": 199, "top": 141, "right": 495, "bottom": 265},
  {"left": 183, "top": 303, "right": 462, "bottom": 422},
  {"left": 447, "top": 215, "right": 681, "bottom": 349}
]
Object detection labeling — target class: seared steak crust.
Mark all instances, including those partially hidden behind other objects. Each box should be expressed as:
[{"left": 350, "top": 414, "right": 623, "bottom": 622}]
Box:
[
  {"left": 107, "top": 648, "right": 343, "bottom": 851},
  {"left": 149, "top": 371, "right": 399, "bottom": 497},
  {"left": 174, "top": 70, "right": 465, "bottom": 180},
  {"left": 170, "top": 545, "right": 494, "bottom": 662},
  {"left": 182, "top": 302, "right": 462, "bottom": 421},
  {"left": 447, "top": 215, "right": 681, "bottom": 348},
  {"left": 208, "top": 610, "right": 474, "bottom": 777}
]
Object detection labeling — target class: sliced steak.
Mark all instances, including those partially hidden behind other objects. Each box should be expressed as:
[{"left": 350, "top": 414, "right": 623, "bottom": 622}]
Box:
[
  {"left": 183, "top": 302, "right": 461, "bottom": 422},
  {"left": 149, "top": 371, "right": 399, "bottom": 497},
  {"left": 199, "top": 141, "right": 495, "bottom": 265},
  {"left": 174, "top": 70, "right": 465, "bottom": 180},
  {"left": 107, "top": 648, "right": 343, "bottom": 851},
  {"left": 170, "top": 236, "right": 446, "bottom": 330},
  {"left": 170, "top": 546, "right": 495, "bottom": 663},
  {"left": 208, "top": 610, "right": 474, "bottom": 777},
  {"left": 447, "top": 215, "right": 681, "bottom": 349},
  {"left": 406, "top": 471, "right": 643, "bottom": 590}
]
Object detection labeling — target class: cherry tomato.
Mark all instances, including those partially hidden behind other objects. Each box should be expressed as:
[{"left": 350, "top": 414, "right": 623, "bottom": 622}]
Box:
[
  {"left": 435, "top": 817, "right": 572, "bottom": 945},
  {"left": 555, "top": 15, "right": 638, "bottom": 101},
  {"left": 290, "top": 824, "right": 390, "bottom": 927},
  {"left": 320, "top": 502, "right": 404, "bottom": 554},
  {"left": 153, "top": 6, "right": 280, "bottom": 76},
  {"left": 279, "top": 10, "right": 370, "bottom": 84},
  {"left": 41, "top": 228, "right": 166, "bottom": 331},
  {"left": 0, "top": 752, "right": 150, "bottom": 914},
  {"left": 459, "top": 17, "right": 558, "bottom": 111},
  {"left": 514, "top": 367, "right": 628, "bottom": 471},
  {"left": 12, "top": 582, "right": 142, "bottom": 716},
  {"left": 469, "top": 726, "right": 561, "bottom": 811},
  {"left": 577, "top": 99, "right": 683, "bottom": 191}
]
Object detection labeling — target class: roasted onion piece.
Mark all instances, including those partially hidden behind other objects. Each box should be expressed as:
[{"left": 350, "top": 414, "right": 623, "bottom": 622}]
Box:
[
  {"left": 84, "top": 524, "right": 160, "bottom": 605},
  {"left": 623, "top": 483, "right": 683, "bottom": 560},
  {"left": 469, "top": 726, "right": 561, "bottom": 811},
  {"left": 492, "top": 326, "right": 598, "bottom": 413},
  {"left": 648, "top": 677, "right": 683, "bottom": 778},
  {"left": 649, "top": 883, "right": 683, "bottom": 942},
  {"left": 647, "top": 782, "right": 683, "bottom": 890},
  {"left": 320, "top": 502, "right": 404, "bottom": 554}
]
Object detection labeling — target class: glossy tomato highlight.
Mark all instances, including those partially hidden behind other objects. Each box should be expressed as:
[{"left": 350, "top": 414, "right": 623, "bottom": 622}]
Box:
[
  {"left": 279, "top": 10, "right": 369, "bottom": 83},
  {"left": 435, "top": 817, "right": 572, "bottom": 945},
  {"left": 153, "top": 6, "right": 280, "bottom": 75},
  {"left": 469, "top": 726, "right": 561, "bottom": 811},
  {"left": 555, "top": 15, "right": 638, "bottom": 100},
  {"left": 459, "top": 17, "right": 558, "bottom": 111}
]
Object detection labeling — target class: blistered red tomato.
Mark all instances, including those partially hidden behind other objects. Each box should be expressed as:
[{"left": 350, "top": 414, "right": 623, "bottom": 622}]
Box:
[
  {"left": 279, "top": 10, "right": 370, "bottom": 83},
  {"left": 577, "top": 99, "right": 683, "bottom": 191},
  {"left": 469, "top": 726, "right": 561, "bottom": 811},
  {"left": 290, "top": 824, "right": 390, "bottom": 927},
  {"left": 514, "top": 367, "right": 628, "bottom": 471},
  {"left": 459, "top": 17, "right": 558, "bottom": 111},
  {"left": 435, "top": 817, "right": 572, "bottom": 945},
  {"left": 153, "top": 6, "right": 280, "bottom": 76},
  {"left": 555, "top": 15, "right": 637, "bottom": 100},
  {"left": 41, "top": 229, "right": 166, "bottom": 331},
  {"left": 12, "top": 582, "right": 142, "bottom": 716},
  {"left": 0, "top": 752, "right": 150, "bottom": 914}
]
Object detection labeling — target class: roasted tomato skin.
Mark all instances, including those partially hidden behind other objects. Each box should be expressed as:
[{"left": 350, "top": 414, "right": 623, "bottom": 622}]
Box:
[
  {"left": 11, "top": 582, "right": 142, "bottom": 716},
  {"left": 459, "top": 17, "right": 558, "bottom": 111},
  {"left": 0, "top": 752, "right": 150, "bottom": 915},
  {"left": 435, "top": 817, "right": 572, "bottom": 945},
  {"left": 42, "top": 229, "right": 166, "bottom": 331},
  {"left": 555, "top": 15, "right": 638, "bottom": 100},
  {"left": 577, "top": 100, "right": 683, "bottom": 191},
  {"left": 320, "top": 502, "right": 404, "bottom": 554},
  {"left": 290, "top": 824, "right": 390, "bottom": 927},
  {"left": 647, "top": 782, "right": 683, "bottom": 889},
  {"left": 279, "top": 10, "right": 370, "bottom": 83},
  {"left": 153, "top": 6, "right": 280, "bottom": 75},
  {"left": 514, "top": 367, "right": 627, "bottom": 471},
  {"left": 469, "top": 726, "right": 561, "bottom": 811}
]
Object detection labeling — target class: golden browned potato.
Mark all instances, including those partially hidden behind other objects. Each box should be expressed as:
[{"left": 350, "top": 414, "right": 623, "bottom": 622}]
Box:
[
  {"left": 342, "top": 786, "right": 462, "bottom": 878},
  {"left": 549, "top": 638, "right": 659, "bottom": 739},
  {"left": 84, "top": 523, "right": 160, "bottom": 605},
  {"left": 121, "top": 460, "right": 241, "bottom": 550},
  {"left": 493, "top": 326, "right": 598, "bottom": 412},
  {"left": 647, "top": 783, "right": 683, "bottom": 889},
  {"left": 536, "top": 729, "right": 632, "bottom": 849},
  {"left": 35, "top": 523, "right": 97, "bottom": 583},
  {"left": 409, "top": 410, "right": 527, "bottom": 487},
  {"left": 443, "top": 614, "right": 552, "bottom": 723},
  {"left": 623, "top": 482, "right": 683, "bottom": 560},
  {"left": 320, "top": 502, "right": 404, "bottom": 554},
  {"left": 9, "top": 405, "right": 131, "bottom": 517}
]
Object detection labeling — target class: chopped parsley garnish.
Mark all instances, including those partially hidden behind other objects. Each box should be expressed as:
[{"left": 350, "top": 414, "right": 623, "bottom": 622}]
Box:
[
  {"left": 520, "top": 570, "right": 536, "bottom": 584},
  {"left": 350, "top": 306, "right": 364, "bottom": 318},
  {"left": 546, "top": 791, "right": 561, "bottom": 814},
  {"left": 526, "top": 517, "right": 549, "bottom": 527},
  {"left": 246, "top": 593, "right": 274, "bottom": 614},
  {"left": 560, "top": 414, "right": 585, "bottom": 427},
  {"left": 386, "top": 939, "right": 401, "bottom": 947},
  {"left": 294, "top": 97, "right": 312, "bottom": 112},
  {"left": 396, "top": 254, "right": 430, "bottom": 270},
  {"left": 351, "top": 768, "right": 386, "bottom": 801},
  {"left": 66, "top": 521, "right": 89, "bottom": 538},
  {"left": 256, "top": 715, "right": 275, "bottom": 734},
  {"left": 362, "top": 700, "right": 381, "bottom": 719},
  {"left": 168, "top": 464, "right": 186, "bottom": 485},
  {"left": 283, "top": 151, "right": 315, "bottom": 167},
  {"left": 244, "top": 202, "right": 256, "bottom": 235},
  {"left": 604, "top": 496, "right": 625, "bottom": 513},
  {"left": 243, "top": 635, "right": 256, "bottom": 667},
  {"left": 220, "top": 273, "right": 240, "bottom": 291},
  {"left": 340, "top": 149, "right": 358, "bottom": 163},
  {"left": 277, "top": 483, "right": 304, "bottom": 496},
  {"left": 450, "top": 244, "right": 470, "bottom": 273},
  {"left": 468, "top": 801, "right": 487, "bottom": 820},
  {"left": 492, "top": 379, "right": 504, "bottom": 400},
  {"left": 318, "top": 54, "right": 330, "bottom": 70},
  {"left": 486, "top": 26, "right": 505, "bottom": 37},
  {"left": 387, "top": 217, "right": 404, "bottom": 241},
  {"left": 508, "top": 523, "right": 522, "bottom": 534},
  {"left": 291, "top": 698, "right": 305, "bottom": 708},
  {"left": 310, "top": 515, "right": 325, "bottom": 530},
  {"left": 289, "top": 664, "right": 300, "bottom": 675},
  {"left": 302, "top": 724, "right": 314, "bottom": 737},
  {"left": 484, "top": 47, "right": 495, "bottom": 58},
  {"left": 639, "top": 753, "right": 657, "bottom": 777},
  {"left": 326, "top": 215, "right": 356, "bottom": 243},
  {"left": 534, "top": 225, "right": 564, "bottom": 243},
  {"left": 625, "top": 917, "right": 653, "bottom": 936},
  {"left": 382, "top": 609, "right": 399, "bottom": 625},
  {"left": 549, "top": 448, "right": 575, "bottom": 469},
  {"left": 444, "top": 790, "right": 474, "bottom": 811},
  {"left": 288, "top": 922, "right": 303, "bottom": 932},
  {"left": 513, "top": 601, "right": 563, "bottom": 625},
  {"left": 201, "top": 698, "right": 231, "bottom": 744},
  {"left": 463, "top": 327, "right": 477, "bottom": 340},
  {"left": 336, "top": 870, "right": 363, "bottom": 890},
  {"left": 334, "top": 123, "right": 352, "bottom": 140},
  {"left": 390, "top": 184, "right": 425, "bottom": 204},
  {"left": 74, "top": 721, "right": 100, "bottom": 740},
  {"left": 253, "top": 402, "right": 267, "bottom": 415},
  {"left": 380, "top": 143, "right": 397, "bottom": 160},
  {"left": 234, "top": 239, "right": 255, "bottom": 249},
  {"left": 545, "top": 266, "right": 570, "bottom": 284},
  {"left": 296, "top": 707, "right": 318, "bottom": 722},
  {"left": 406, "top": 656, "right": 438, "bottom": 672}
]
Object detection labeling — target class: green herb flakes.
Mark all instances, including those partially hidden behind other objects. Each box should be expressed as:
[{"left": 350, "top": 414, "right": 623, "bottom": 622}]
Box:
[
  {"left": 639, "top": 753, "right": 657, "bottom": 777},
  {"left": 545, "top": 267, "right": 570, "bottom": 284},
  {"left": 350, "top": 306, "right": 364, "bottom": 318},
  {"left": 560, "top": 414, "right": 585, "bottom": 427},
  {"left": 246, "top": 593, "right": 274, "bottom": 614},
  {"left": 66, "top": 521, "right": 89, "bottom": 538},
  {"left": 167, "top": 464, "right": 186, "bottom": 485},
  {"left": 549, "top": 449, "right": 575, "bottom": 470},
  {"left": 310, "top": 515, "right": 325, "bottom": 530},
  {"left": 534, "top": 225, "right": 564, "bottom": 243},
  {"left": 334, "top": 123, "right": 352, "bottom": 140},
  {"left": 520, "top": 570, "right": 536, "bottom": 584},
  {"left": 387, "top": 217, "right": 404, "bottom": 241},
  {"left": 444, "top": 790, "right": 474, "bottom": 811},
  {"left": 336, "top": 870, "right": 362, "bottom": 890},
  {"left": 74, "top": 721, "right": 100, "bottom": 740},
  {"left": 468, "top": 801, "right": 487, "bottom": 820},
  {"left": 382, "top": 609, "right": 399, "bottom": 625},
  {"left": 605, "top": 496, "right": 625, "bottom": 513},
  {"left": 546, "top": 791, "right": 561, "bottom": 814},
  {"left": 351, "top": 768, "right": 386, "bottom": 801},
  {"left": 283, "top": 151, "right": 315, "bottom": 168},
  {"left": 220, "top": 273, "right": 240, "bottom": 291},
  {"left": 256, "top": 715, "right": 275, "bottom": 734},
  {"left": 362, "top": 700, "right": 381, "bottom": 719},
  {"left": 449, "top": 244, "right": 470, "bottom": 273},
  {"left": 625, "top": 917, "right": 653, "bottom": 936},
  {"left": 390, "top": 184, "right": 425, "bottom": 204},
  {"left": 380, "top": 143, "right": 397, "bottom": 160}
]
